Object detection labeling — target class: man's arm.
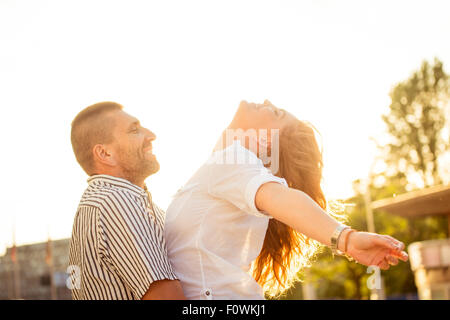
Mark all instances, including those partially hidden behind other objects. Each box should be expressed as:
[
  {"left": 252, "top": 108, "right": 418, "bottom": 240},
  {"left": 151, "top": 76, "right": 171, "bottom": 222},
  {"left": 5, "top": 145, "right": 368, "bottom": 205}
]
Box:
[
  {"left": 98, "top": 191, "right": 184, "bottom": 299},
  {"left": 141, "top": 279, "right": 186, "bottom": 300}
]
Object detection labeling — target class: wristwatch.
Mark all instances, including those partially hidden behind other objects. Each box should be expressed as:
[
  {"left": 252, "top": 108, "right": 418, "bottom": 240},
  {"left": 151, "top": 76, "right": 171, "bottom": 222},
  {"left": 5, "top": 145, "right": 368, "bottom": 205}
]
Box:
[{"left": 330, "top": 225, "right": 349, "bottom": 257}]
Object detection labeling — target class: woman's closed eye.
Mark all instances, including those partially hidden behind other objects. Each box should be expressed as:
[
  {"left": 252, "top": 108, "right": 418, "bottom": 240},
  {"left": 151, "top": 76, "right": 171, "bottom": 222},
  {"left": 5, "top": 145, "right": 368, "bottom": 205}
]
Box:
[
  {"left": 262, "top": 105, "right": 278, "bottom": 115},
  {"left": 271, "top": 107, "right": 284, "bottom": 118}
]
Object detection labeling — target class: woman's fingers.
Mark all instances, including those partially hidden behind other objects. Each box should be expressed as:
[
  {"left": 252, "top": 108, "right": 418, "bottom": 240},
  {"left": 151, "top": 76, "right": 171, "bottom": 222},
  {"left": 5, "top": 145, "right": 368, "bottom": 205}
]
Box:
[
  {"left": 373, "top": 234, "right": 398, "bottom": 250},
  {"left": 373, "top": 234, "right": 405, "bottom": 252},
  {"left": 384, "top": 235, "right": 405, "bottom": 251},
  {"left": 378, "top": 259, "right": 390, "bottom": 270},
  {"left": 386, "top": 255, "right": 398, "bottom": 266},
  {"left": 379, "top": 235, "right": 408, "bottom": 262},
  {"left": 391, "top": 250, "right": 408, "bottom": 262},
  {"left": 376, "top": 254, "right": 400, "bottom": 270}
]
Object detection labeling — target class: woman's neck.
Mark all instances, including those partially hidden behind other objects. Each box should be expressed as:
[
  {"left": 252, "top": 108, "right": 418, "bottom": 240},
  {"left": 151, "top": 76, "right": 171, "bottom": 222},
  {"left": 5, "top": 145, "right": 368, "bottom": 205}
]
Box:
[{"left": 212, "top": 127, "right": 260, "bottom": 157}]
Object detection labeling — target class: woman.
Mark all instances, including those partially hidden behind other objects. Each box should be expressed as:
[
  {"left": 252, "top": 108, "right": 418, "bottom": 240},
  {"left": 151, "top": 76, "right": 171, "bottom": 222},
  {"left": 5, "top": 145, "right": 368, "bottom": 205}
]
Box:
[{"left": 164, "top": 100, "right": 408, "bottom": 299}]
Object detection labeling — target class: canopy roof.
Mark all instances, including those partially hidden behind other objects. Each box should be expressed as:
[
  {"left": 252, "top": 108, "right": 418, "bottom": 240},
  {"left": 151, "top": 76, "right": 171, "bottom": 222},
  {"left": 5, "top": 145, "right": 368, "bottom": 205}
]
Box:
[{"left": 371, "top": 184, "right": 450, "bottom": 218}]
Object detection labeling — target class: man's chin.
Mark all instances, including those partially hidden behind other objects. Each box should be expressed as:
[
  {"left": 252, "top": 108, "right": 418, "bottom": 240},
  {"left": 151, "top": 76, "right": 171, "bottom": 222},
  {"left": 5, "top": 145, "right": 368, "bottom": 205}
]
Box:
[
  {"left": 144, "top": 152, "right": 157, "bottom": 163},
  {"left": 144, "top": 160, "right": 160, "bottom": 176}
]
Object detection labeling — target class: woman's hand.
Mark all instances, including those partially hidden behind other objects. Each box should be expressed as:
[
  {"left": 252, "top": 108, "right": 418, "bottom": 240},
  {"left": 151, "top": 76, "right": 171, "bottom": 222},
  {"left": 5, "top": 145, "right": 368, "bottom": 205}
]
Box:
[
  {"left": 255, "top": 182, "right": 409, "bottom": 271},
  {"left": 345, "top": 231, "right": 409, "bottom": 270}
]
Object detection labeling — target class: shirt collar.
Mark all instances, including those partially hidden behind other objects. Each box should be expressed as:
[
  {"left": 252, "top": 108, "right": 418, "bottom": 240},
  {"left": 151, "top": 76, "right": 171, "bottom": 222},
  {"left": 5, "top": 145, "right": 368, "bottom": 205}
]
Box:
[{"left": 87, "top": 174, "right": 148, "bottom": 197}]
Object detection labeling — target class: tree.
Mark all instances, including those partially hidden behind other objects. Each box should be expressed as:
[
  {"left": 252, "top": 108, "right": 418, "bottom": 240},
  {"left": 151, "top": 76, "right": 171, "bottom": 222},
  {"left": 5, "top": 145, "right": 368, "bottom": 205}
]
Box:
[
  {"left": 281, "top": 176, "right": 448, "bottom": 300},
  {"left": 280, "top": 58, "right": 449, "bottom": 300},
  {"left": 381, "top": 58, "right": 449, "bottom": 188}
]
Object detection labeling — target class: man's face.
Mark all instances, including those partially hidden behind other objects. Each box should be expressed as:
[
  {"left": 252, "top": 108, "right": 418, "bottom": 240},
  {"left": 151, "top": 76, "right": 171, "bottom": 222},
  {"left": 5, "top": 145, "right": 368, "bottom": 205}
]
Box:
[{"left": 108, "top": 110, "right": 159, "bottom": 181}]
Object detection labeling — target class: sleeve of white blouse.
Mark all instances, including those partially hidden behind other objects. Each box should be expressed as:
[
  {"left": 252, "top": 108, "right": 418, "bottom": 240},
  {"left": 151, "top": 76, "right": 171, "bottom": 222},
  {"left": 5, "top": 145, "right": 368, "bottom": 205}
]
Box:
[{"left": 206, "top": 141, "right": 288, "bottom": 218}]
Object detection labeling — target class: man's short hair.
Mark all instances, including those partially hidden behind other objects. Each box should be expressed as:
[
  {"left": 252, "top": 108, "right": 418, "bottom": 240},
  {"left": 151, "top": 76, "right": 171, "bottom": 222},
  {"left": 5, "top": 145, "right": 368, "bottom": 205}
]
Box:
[{"left": 71, "top": 101, "right": 123, "bottom": 175}]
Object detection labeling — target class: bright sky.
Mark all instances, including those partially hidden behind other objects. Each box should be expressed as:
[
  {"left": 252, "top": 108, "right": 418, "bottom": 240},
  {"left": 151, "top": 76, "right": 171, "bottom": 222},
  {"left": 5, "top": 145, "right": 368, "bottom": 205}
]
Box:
[{"left": 1, "top": 0, "right": 449, "bottom": 254}]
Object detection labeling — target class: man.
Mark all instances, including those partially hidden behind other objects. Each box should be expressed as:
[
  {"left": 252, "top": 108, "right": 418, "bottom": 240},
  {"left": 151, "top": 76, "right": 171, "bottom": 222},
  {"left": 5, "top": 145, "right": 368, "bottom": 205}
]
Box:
[{"left": 68, "top": 101, "right": 185, "bottom": 300}]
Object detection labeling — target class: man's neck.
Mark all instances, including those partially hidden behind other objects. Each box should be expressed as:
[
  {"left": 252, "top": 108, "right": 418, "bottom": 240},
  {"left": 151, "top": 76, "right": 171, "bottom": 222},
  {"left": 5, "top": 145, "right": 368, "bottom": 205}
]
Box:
[
  {"left": 93, "top": 170, "right": 145, "bottom": 189},
  {"left": 119, "top": 174, "right": 145, "bottom": 189},
  {"left": 128, "top": 178, "right": 145, "bottom": 189}
]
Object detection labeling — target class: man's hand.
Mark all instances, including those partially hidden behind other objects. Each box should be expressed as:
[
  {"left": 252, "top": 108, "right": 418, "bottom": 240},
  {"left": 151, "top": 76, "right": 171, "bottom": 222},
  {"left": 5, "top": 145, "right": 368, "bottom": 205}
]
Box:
[{"left": 141, "top": 279, "right": 186, "bottom": 300}]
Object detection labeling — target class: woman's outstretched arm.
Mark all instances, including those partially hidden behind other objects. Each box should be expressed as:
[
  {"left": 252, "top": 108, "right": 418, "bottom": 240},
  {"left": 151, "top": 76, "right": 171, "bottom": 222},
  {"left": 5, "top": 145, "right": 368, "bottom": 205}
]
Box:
[{"left": 255, "top": 182, "right": 408, "bottom": 269}]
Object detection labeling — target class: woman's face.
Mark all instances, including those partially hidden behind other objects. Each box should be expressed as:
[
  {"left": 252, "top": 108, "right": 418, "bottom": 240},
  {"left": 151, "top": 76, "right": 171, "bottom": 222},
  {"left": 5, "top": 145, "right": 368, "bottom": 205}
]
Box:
[{"left": 231, "top": 100, "right": 297, "bottom": 131}]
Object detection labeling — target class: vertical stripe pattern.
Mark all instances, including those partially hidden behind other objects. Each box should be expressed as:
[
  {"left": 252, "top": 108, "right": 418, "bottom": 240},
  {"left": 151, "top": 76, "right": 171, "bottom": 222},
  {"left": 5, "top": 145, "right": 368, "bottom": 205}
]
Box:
[{"left": 68, "top": 175, "right": 178, "bottom": 300}]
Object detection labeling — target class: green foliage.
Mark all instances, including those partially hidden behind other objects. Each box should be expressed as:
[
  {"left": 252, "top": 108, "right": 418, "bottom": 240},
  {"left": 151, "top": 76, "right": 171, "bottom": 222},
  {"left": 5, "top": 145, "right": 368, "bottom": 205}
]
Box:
[
  {"left": 280, "top": 58, "right": 449, "bottom": 300},
  {"left": 381, "top": 58, "right": 449, "bottom": 187},
  {"left": 282, "top": 180, "right": 448, "bottom": 299}
]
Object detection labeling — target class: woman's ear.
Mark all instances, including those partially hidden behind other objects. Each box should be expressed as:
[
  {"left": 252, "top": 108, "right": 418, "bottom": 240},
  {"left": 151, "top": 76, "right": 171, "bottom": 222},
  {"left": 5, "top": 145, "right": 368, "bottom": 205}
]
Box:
[
  {"left": 259, "top": 132, "right": 272, "bottom": 151},
  {"left": 255, "top": 132, "right": 273, "bottom": 166}
]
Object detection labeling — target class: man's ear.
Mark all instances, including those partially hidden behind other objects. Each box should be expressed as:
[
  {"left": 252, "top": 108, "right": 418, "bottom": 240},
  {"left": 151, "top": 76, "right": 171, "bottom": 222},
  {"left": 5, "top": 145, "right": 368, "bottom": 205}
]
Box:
[{"left": 92, "top": 144, "right": 117, "bottom": 167}]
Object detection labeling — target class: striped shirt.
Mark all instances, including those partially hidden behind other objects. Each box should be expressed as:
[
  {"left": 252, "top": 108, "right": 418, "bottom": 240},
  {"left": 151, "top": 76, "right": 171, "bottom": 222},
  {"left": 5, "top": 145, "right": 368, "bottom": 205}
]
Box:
[{"left": 68, "top": 174, "right": 177, "bottom": 300}]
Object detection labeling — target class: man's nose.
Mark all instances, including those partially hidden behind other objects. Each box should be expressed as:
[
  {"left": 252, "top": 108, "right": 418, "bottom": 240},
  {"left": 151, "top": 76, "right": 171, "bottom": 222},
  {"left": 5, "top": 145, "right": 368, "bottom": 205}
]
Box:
[{"left": 144, "top": 128, "right": 156, "bottom": 140}]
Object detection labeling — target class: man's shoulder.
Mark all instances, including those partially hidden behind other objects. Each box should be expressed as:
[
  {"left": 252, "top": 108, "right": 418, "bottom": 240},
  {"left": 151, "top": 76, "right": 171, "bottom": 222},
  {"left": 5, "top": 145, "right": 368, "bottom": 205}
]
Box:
[
  {"left": 79, "top": 184, "right": 139, "bottom": 211},
  {"left": 151, "top": 202, "right": 166, "bottom": 217}
]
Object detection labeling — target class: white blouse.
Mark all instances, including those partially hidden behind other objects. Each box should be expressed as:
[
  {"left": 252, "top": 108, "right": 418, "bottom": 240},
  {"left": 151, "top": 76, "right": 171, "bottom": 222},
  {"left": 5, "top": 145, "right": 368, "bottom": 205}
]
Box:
[{"left": 164, "top": 141, "right": 287, "bottom": 299}]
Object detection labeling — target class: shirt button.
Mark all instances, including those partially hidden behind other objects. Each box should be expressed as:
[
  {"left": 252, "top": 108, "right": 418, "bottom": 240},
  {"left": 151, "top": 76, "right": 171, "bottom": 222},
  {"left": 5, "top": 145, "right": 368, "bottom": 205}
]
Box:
[{"left": 205, "top": 290, "right": 210, "bottom": 296}]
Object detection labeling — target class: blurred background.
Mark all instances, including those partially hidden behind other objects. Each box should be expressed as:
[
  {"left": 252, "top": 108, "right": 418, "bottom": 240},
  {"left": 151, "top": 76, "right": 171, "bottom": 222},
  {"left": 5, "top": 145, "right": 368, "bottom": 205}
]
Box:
[{"left": 0, "top": 0, "right": 449, "bottom": 299}]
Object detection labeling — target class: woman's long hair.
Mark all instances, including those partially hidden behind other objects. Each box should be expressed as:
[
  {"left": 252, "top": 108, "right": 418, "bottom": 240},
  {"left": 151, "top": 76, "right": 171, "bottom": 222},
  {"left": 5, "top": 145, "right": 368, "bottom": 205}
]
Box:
[{"left": 252, "top": 119, "right": 345, "bottom": 298}]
